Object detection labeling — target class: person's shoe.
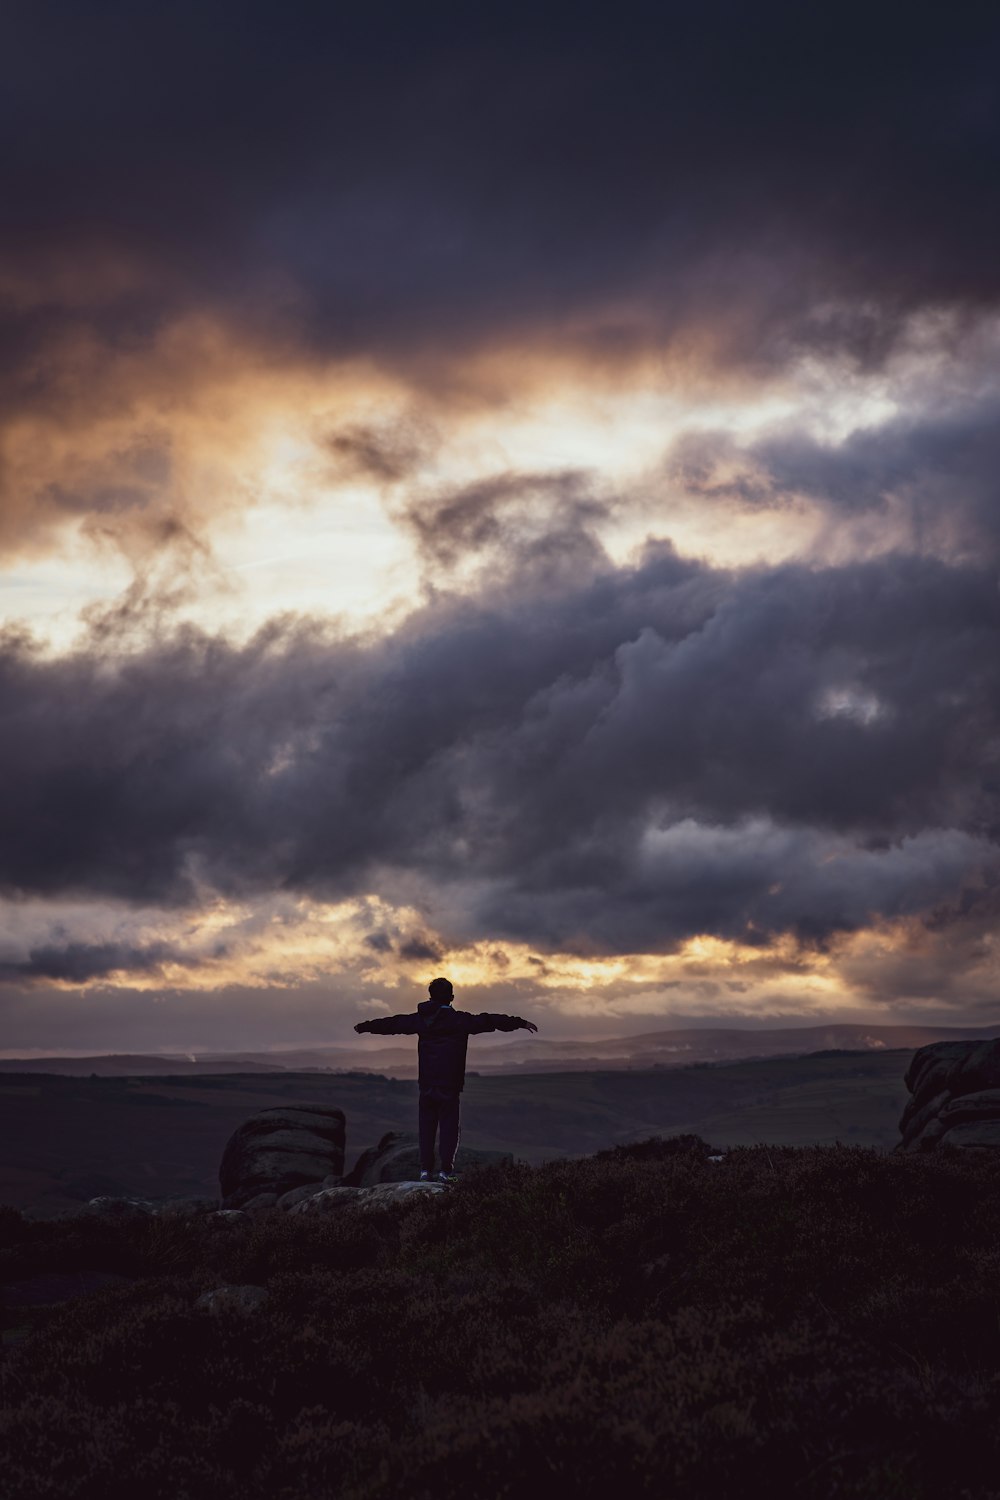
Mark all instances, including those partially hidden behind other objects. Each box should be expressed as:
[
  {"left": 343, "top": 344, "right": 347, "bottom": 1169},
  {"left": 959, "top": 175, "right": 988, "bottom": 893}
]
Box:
[
  {"left": 419, "top": 1170, "right": 432, "bottom": 1181},
  {"left": 438, "top": 1170, "right": 458, "bottom": 1183}
]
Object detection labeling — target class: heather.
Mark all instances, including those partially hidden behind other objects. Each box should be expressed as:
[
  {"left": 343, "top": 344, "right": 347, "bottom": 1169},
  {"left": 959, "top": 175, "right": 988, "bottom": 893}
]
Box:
[{"left": 4, "top": 1142, "right": 1000, "bottom": 1499}]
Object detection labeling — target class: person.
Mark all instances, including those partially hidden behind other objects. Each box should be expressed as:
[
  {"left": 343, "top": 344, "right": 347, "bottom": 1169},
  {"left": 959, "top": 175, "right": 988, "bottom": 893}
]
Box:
[{"left": 354, "top": 977, "right": 538, "bottom": 1182}]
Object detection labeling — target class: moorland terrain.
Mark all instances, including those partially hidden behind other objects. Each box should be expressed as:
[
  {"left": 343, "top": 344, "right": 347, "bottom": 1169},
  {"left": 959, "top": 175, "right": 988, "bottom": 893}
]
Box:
[
  {"left": 4, "top": 1141, "right": 1000, "bottom": 1498},
  {"left": 5, "top": 1020, "right": 996, "bottom": 1077},
  {"left": 0, "top": 1048, "right": 914, "bottom": 1215}
]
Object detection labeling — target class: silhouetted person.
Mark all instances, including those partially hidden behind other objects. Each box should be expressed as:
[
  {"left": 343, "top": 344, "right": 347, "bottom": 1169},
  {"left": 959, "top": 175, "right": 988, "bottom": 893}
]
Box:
[{"left": 354, "top": 977, "right": 538, "bottom": 1181}]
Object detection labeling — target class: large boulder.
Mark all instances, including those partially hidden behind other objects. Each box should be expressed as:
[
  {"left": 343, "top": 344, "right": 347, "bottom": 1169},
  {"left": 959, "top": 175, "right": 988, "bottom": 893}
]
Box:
[
  {"left": 341, "top": 1130, "right": 512, "bottom": 1186},
  {"left": 904, "top": 1041, "right": 1000, "bottom": 1113},
  {"left": 219, "top": 1105, "right": 345, "bottom": 1207},
  {"left": 897, "top": 1039, "right": 1000, "bottom": 1152}
]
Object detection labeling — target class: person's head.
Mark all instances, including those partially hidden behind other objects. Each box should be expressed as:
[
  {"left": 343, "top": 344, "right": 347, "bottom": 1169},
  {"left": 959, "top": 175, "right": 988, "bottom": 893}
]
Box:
[{"left": 428, "top": 976, "right": 454, "bottom": 1006}]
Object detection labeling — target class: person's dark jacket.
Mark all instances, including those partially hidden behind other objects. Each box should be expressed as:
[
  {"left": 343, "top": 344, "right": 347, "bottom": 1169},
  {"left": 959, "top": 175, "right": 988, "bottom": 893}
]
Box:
[{"left": 355, "top": 1000, "right": 533, "bottom": 1092}]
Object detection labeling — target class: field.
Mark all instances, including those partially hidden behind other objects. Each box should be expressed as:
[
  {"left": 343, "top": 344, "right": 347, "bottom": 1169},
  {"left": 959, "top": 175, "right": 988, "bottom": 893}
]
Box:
[{"left": 0, "top": 1050, "right": 911, "bottom": 1214}]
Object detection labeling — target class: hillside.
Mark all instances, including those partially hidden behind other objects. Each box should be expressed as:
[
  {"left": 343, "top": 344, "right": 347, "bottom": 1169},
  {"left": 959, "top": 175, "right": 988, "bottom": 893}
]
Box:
[
  {"left": 4, "top": 1143, "right": 1000, "bottom": 1498},
  {"left": 0, "top": 1050, "right": 911, "bottom": 1214},
  {"left": 4, "top": 1021, "right": 997, "bottom": 1076}
]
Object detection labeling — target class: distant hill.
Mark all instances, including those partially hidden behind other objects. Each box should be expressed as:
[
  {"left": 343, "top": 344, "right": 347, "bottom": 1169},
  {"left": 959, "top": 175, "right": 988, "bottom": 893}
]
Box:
[
  {"left": 0, "top": 1055, "right": 286, "bottom": 1076},
  {"left": 0, "top": 1047, "right": 918, "bottom": 1213},
  {"left": 3, "top": 1020, "right": 998, "bottom": 1079}
]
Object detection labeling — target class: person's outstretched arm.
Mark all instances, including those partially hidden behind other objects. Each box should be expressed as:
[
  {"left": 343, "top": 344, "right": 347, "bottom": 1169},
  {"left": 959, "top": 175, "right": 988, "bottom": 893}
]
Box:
[
  {"left": 354, "top": 1013, "right": 421, "bottom": 1036},
  {"left": 462, "top": 1013, "right": 539, "bottom": 1036}
]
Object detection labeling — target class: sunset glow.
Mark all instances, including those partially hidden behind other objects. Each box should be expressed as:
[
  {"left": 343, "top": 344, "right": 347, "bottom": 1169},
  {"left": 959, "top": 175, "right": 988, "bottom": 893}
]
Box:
[{"left": 3, "top": 6, "right": 1000, "bottom": 1053}]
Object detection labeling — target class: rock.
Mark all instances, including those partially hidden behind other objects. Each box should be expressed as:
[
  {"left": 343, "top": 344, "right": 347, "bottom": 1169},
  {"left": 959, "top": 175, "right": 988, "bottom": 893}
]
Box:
[
  {"left": 342, "top": 1131, "right": 512, "bottom": 1187},
  {"left": 355, "top": 1181, "right": 448, "bottom": 1209},
  {"left": 289, "top": 1187, "right": 361, "bottom": 1215},
  {"left": 900, "top": 1089, "right": 950, "bottom": 1135},
  {"left": 219, "top": 1104, "right": 345, "bottom": 1207},
  {"left": 897, "top": 1038, "right": 1000, "bottom": 1153},
  {"left": 898, "top": 1091, "right": 951, "bottom": 1148},
  {"left": 899, "top": 1116, "right": 948, "bottom": 1153},
  {"left": 276, "top": 1183, "right": 331, "bottom": 1211},
  {"left": 85, "top": 1196, "right": 155, "bottom": 1219},
  {"left": 285, "top": 1181, "right": 450, "bottom": 1215},
  {"left": 906, "top": 1040, "right": 1000, "bottom": 1113},
  {"left": 155, "top": 1197, "right": 219, "bottom": 1219},
  {"left": 904, "top": 1041, "right": 978, "bottom": 1104},
  {"left": 937, "top": 1089, "right": 1000, "bottom": 1127},
  {"left": 208, "top": 1210, "right": 249, "bottom": 1228},
  {"left": 241, "top": 1192, "right": 280, "bottom": 1214},
  {"left": 195, "top": 1284, "right": 269, "bottom": 1315},
  {"left": 938, "top": 1120, "right": 1000, "bottom": 1151}
]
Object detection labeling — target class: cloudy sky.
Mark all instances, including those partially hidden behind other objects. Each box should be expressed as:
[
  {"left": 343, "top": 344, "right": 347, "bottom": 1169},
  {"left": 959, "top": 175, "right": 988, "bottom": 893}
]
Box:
[{"left": 3, "top": 1, "right": 1000, "bottom": 1052}]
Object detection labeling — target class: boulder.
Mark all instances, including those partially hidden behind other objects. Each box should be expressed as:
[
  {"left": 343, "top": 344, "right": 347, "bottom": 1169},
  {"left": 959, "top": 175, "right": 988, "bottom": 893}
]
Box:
[
  {"left": 898, "top": 1090, "right": 951, "bottom": 1149},
  {"left": 276, "top": 1182, "right": 331, "bottom": 1211},
  {"left": 897, "top": 1038, "right": 1000, "bottom": 1152},
  {"left": 195, "top": 1284, "right": 269, "bottom": 1315},
  {"left": 219, "top": 1105, "right": 345, "bottom": 1207},
  {"left": 905, "top": 1040, "right": 1000, "bottom": 1113},
  {"left": 155, "top": 1197, "right": 219, "bottom": 1219},
  {"left": 900, "top": 1116, "right": 948, "bottom": 1153},
  {"left": 208, "top": 1210, "right": 249, "bottom": 1228},
  {"left": 241, "top": 1192, "right": 280, "bottom": 1214},
  {"left": 289, "top": 1187, "right": 361, "bottom": 1215},
  {"left": 342, "top": 1130, "right": 512, "bottom": 1186},
  {"left": 937, "top": 1089, "right": 1000, "bottom": 1128},
  {"left": 85, "top": 1196, "right": 155, "bottom": 1219},
  {"left": 939, "top": 1120, "right": 1000, "bottom": 1151},
  {"left": 904, "top": 1041, "right": 978, "bottom": 1104}
]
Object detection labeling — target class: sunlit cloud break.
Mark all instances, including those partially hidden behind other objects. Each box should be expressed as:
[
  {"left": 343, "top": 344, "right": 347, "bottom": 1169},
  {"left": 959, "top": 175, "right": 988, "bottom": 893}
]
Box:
[{"left": 3, "top": 2, "right": 1000, "bottom": 1049}]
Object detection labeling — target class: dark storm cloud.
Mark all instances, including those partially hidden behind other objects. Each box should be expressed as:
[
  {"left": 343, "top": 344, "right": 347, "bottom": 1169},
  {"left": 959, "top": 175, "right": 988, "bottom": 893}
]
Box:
[
  {"left": 2, "top": 528, "right": 998, "bottom": 956},
  {"left": 0, "top": 940, "right": 195, "bottom": 984},
  {"left": 325, "top": 416, "right": 440, "bottom": 485},
  {"left": 399, "top": 469, "right": 610, "bottom": 571},
  {"left": 666, "top": 386, "right": 1000, "bottom": 557},
  {"left": 2, "top": 0, "right": 1000, "bottom": 389}
]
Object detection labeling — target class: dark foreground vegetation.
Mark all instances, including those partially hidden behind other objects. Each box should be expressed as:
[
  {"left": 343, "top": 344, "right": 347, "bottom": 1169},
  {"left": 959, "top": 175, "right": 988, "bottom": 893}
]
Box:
[{"left": 4, "top": 1140, "right": 1000, "bottom": 1499}]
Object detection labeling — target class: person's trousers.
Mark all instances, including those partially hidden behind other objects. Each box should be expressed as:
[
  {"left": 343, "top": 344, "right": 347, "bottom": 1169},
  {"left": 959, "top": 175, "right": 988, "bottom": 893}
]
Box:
[{"left": 418, "top": 1086, "right": 461, "bottom": 1171}]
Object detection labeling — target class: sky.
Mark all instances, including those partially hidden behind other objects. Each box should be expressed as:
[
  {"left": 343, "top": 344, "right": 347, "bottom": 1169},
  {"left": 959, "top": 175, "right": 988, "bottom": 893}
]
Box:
[{"left": 3, "top": 0, "right": 1000, "bottom": 1052}]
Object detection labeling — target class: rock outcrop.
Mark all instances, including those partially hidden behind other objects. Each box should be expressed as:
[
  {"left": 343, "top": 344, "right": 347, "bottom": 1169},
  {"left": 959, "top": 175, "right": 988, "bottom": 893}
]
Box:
[
  {"left": 898, "top": 1039, "right": 1000, "bottom": 1151},
  {"left": 290, "top": 1181, "right": 448, "bottom": 1214},
  {"left": 341, "top": 1130, "right": 512, "bottom": 1186},
  {"left": 219, "top": 1105, "right": 345, "bottom": 1207},
  {"left": 195, "top": 1284, "right": 269, "bottom": 1315}
]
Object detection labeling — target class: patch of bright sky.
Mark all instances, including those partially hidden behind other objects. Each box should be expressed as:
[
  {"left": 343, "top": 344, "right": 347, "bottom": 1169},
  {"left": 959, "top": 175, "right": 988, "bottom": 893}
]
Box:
[{"left": 0, "top": 358, "right": 906, "bottom": 652}]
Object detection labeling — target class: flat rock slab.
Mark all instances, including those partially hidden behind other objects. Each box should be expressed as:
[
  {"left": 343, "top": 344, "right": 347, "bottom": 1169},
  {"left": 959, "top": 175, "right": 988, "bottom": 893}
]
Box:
[
  {"left": 356, "top": 1181, "right": 450, "bottom": 1207},
  {"left": 290, "top": 1181, "right": 449, "bottom": 1214}
]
